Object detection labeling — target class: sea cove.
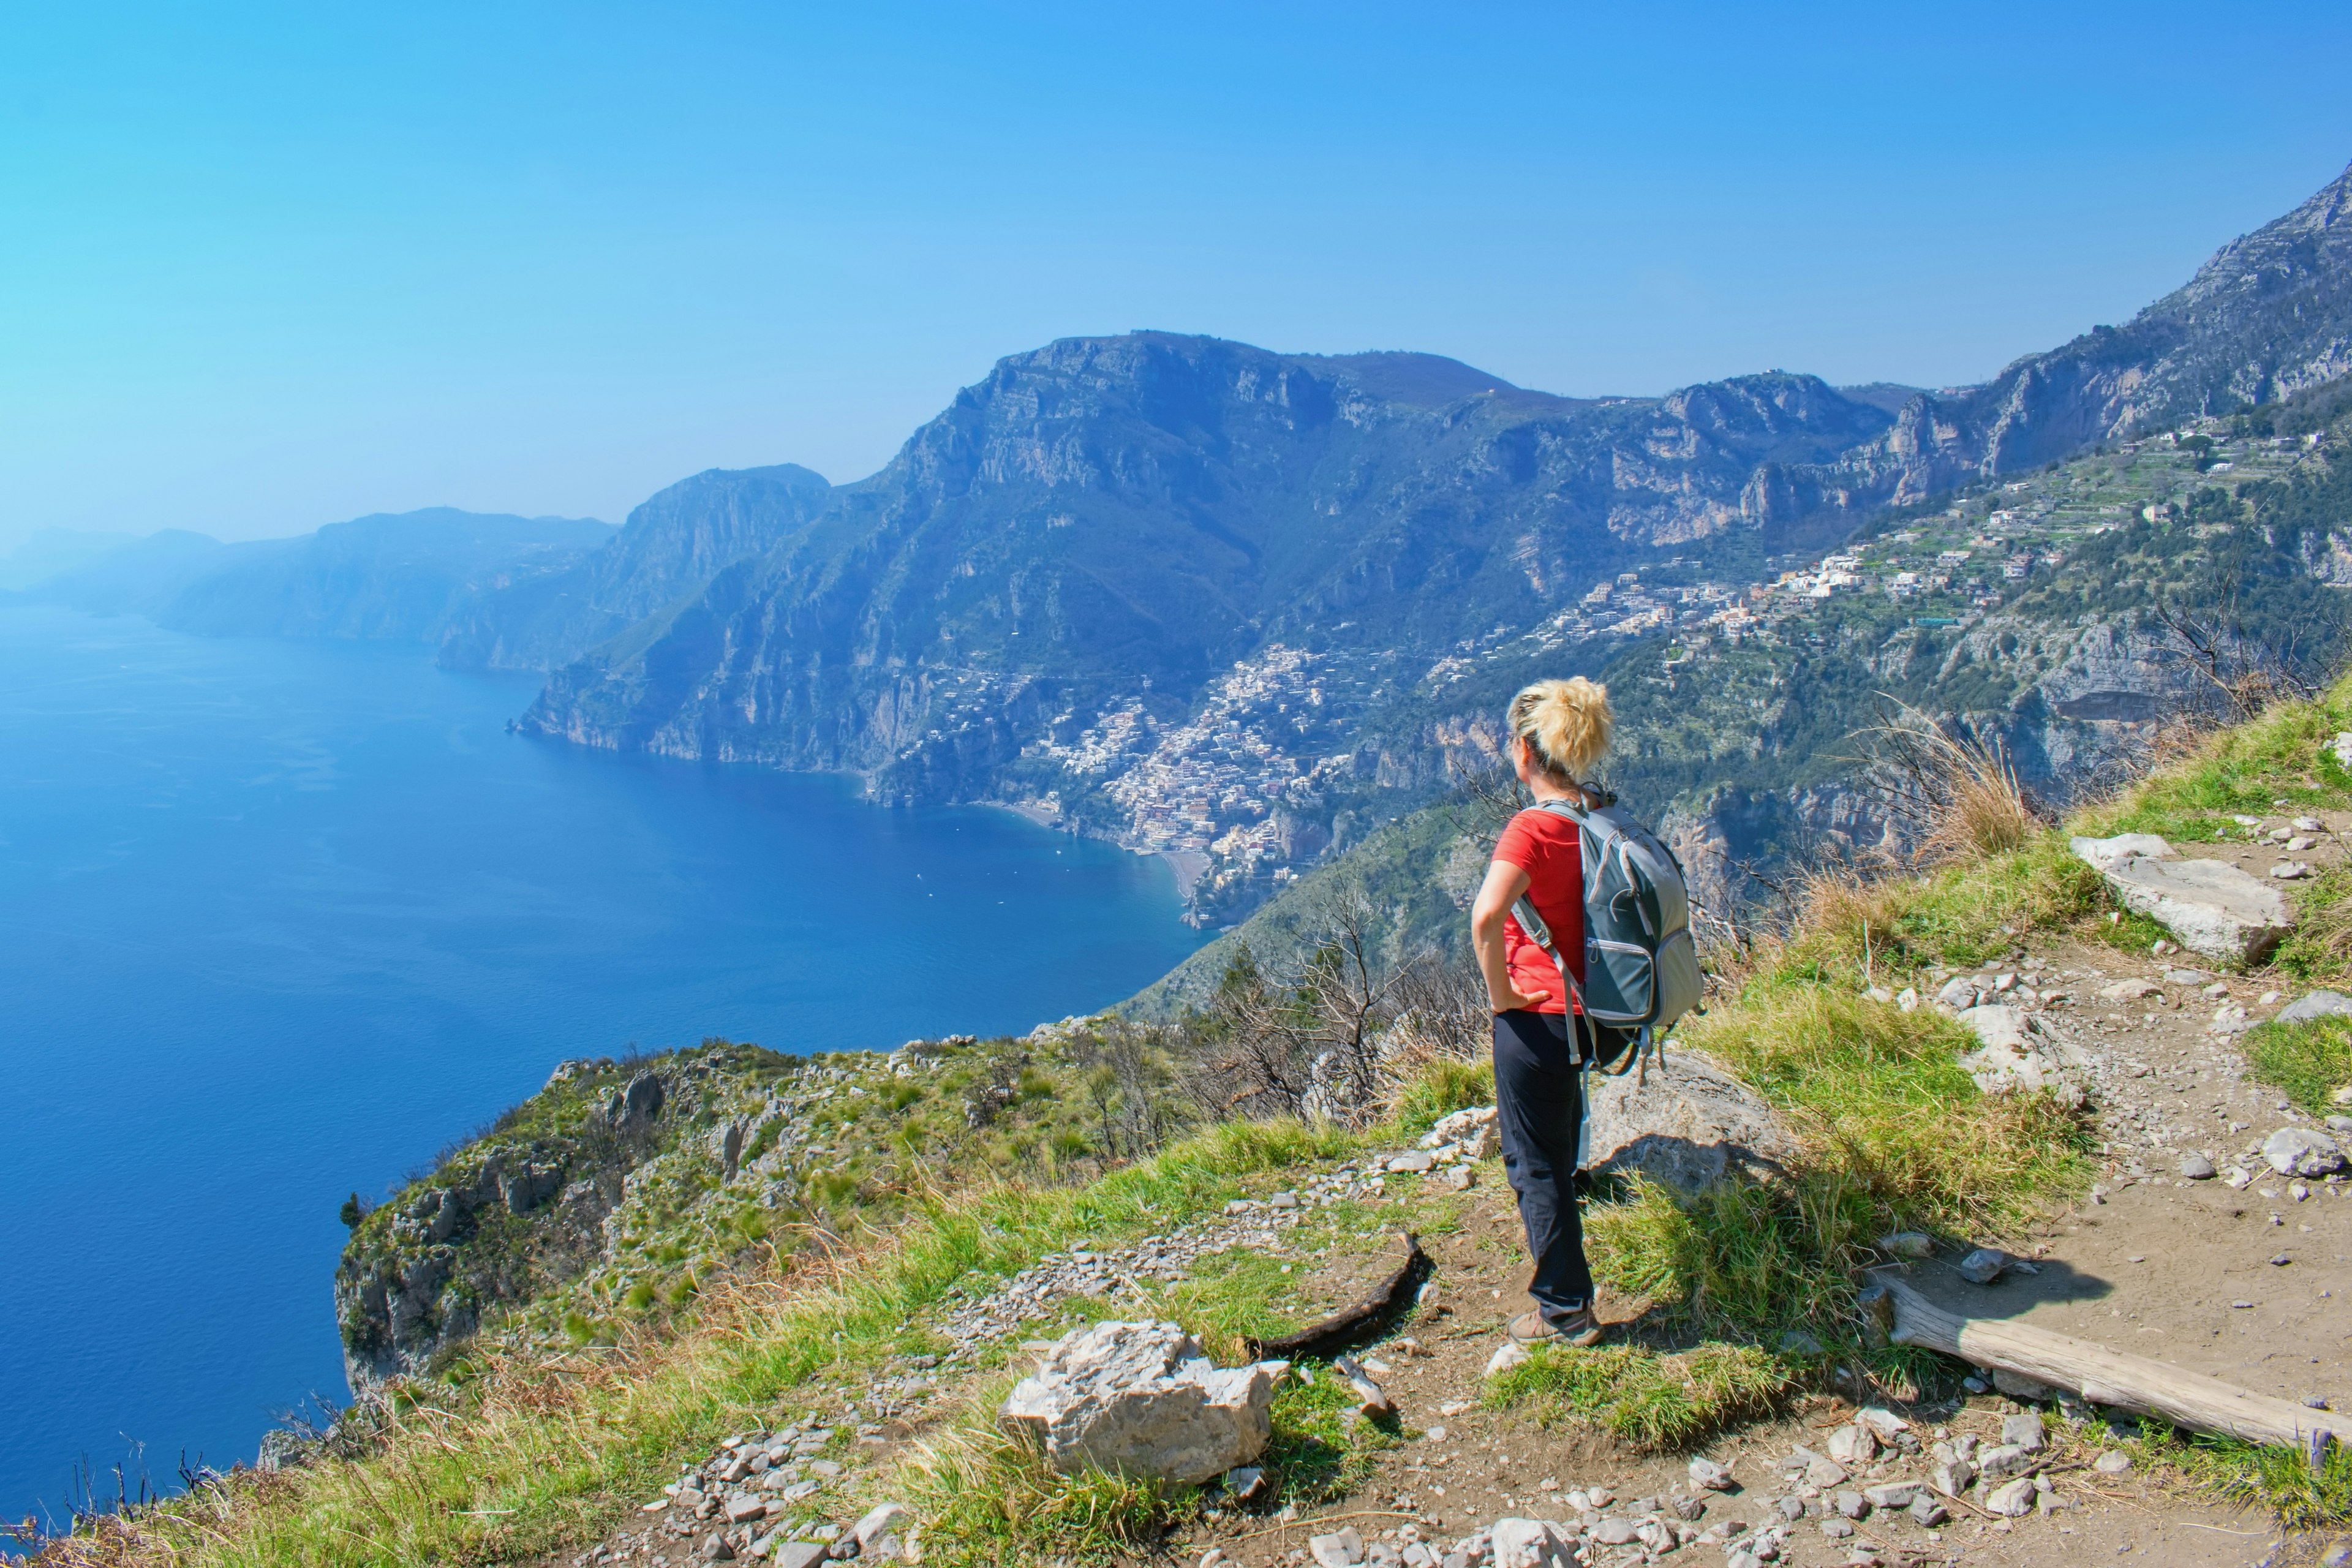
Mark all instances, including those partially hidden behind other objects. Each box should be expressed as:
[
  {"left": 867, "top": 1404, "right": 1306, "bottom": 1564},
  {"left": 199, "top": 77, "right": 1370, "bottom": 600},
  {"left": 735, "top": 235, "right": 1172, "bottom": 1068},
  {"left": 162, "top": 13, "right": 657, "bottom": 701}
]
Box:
[{"left": 0, "top": 606, "right": 1205, "bottom": 1531}]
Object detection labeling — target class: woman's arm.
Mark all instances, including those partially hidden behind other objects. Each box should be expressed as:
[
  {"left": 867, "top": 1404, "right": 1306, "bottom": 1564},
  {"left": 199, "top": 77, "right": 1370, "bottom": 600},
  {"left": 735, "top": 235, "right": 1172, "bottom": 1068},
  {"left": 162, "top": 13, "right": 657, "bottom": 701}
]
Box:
[{"left": 1470, "top": 858, "right": 1550, "bottom": 1014}]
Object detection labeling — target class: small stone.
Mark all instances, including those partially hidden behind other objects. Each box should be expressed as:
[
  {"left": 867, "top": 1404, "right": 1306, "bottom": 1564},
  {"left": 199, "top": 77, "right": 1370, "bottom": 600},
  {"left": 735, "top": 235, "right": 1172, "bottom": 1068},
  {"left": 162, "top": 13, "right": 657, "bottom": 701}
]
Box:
[
  {"left": 1777, "top": 1494, "right": 1806, "bottom": 1521},
  {"left": 2273, "top": 862, "right": 2313, "bottom": 880},
  {"left": 1268, "top": 1191, "right": 1300, "bottom": 1209},
  {"left": 1485, "top": 1340, "right": 1531, "bottom": 1378},
  {"left": 1956, "top": 1248, "right": 2009, "bottom": 1285},
  {"left": 1805, "top": 1455, "right": 1849, "bottom": 1489},
  {"left": 2092, "top": 1451, "right": 2132, "bottom": 1475},
  {"left": 1983, "top": 1477, "right": 2037, "bottom": 1517},
  {"left": 1386, "top": 1150, "right": 1434, "bottom": 1174},
  {"left": 1672, "top": 1493, "right": 1708, "bottom": 1520},
  {"left": 1224, "top": 1466, "right": 1267, "bottom": 1501},
  {"left": 2002, "top": 1412, "right": 2045, "bottom": 1452},
  {"left": 1689, "top": 1457, "right": 1736, "bottom": 1491},
  {"left": 1308, "top": 1526, "right": 1365, "bottom": 1567},
  {"left": 1820, "top": 1517, "right": 1856, "bottom": 1539},
  {"left": 699, "top": 1536, "right": 736, "bottom": 1563},
  {"left": 2282, "top": 991, "right": 2352, "bottom": 1025},
  {"left": 1779, "top": 1329, "right": 1825, "bottom": 1356},
  {"left": 1825, "top": 1425, "right": 1877, "bottom": 1466},
  {"left": 1591, "top": 1518, "right": 1637, "bottom": 1546},
  {"left": 1862, "top": 1482, "right": 1920, "bottom": 1509},
  {"left": 1929, "top": 1458, "right": 1976, "bottom": 1498},
  {"left": 1876, "top": 1231, "right": 1934, "bottom": 1259},
  {"left": 1832, "top": 1489, "right": 1868, "bottom": 1519},
  {"left": 1907, "top": 1493, "right": 1949, "bottom": 1526},
  {"left": 1992, "top": 1366, "right": 2056, "bottom": 1401},
  {"left": 2180, "top": 1152, "right": 2217, "bottom": 1180},
  {"left": 1977, "top": 1443, "right": 2033, "bottom": 1480}
]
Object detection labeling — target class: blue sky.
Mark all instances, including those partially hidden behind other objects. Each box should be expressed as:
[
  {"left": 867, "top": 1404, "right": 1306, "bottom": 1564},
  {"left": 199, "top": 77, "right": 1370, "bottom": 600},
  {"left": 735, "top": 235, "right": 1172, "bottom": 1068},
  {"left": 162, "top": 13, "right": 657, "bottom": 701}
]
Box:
[{"left": 2, "top": 2, "right": 2348, "bottom": 545}]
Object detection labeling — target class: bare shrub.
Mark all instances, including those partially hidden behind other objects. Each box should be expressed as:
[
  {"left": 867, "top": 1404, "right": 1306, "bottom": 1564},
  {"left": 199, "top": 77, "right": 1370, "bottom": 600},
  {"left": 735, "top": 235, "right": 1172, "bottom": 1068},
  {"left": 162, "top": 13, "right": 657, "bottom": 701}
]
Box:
[{"left": 1863, "top": 701, "right": 2045, "bottom": 865}]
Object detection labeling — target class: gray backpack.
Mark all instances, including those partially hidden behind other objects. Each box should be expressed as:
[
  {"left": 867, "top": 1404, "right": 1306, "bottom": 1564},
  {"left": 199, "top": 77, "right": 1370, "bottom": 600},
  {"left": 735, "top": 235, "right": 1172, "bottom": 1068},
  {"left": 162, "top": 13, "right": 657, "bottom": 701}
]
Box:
[{"left": 1510, "top": 794, "right": 1706, "bottom": 1070}]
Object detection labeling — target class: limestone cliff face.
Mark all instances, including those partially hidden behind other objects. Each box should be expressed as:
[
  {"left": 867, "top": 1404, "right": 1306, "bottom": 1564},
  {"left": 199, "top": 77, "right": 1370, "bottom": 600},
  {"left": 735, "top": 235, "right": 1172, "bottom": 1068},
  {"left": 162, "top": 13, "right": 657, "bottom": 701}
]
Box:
[{"left": 516, "top": 338, "right": 1891, "bottom": 795}]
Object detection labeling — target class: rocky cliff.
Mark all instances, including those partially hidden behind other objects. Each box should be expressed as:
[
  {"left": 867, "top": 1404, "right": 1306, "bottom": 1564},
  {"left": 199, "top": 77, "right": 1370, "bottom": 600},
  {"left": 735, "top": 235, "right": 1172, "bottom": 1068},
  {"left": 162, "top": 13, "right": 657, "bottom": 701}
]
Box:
[{"left": 1821, "top": 162, "right": 2352, "bottom": 501}]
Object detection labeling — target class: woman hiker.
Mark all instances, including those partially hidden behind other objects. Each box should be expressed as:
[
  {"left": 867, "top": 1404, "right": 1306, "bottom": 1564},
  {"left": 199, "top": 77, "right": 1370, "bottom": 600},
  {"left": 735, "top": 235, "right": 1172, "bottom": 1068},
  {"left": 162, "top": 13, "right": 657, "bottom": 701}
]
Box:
[{"left": 1468, "top": 676, "right": 1613, "bottom": 1349}]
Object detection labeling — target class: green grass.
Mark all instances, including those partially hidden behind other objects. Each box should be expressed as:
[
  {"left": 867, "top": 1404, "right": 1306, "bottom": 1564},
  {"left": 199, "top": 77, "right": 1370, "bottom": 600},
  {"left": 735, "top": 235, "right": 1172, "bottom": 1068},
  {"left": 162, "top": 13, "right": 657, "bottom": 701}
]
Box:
[
  {"left": 2243, "top": 1016, "right": 2352, "bottom": 1117},
  {"left": 2090, "top": 1412, "right": 2352, "bottom": 1531},
  {"left": 2085, "top": 682, "right": 2352, "bottom": 842},
  {"left": 1483, "top": 1341, "right": 1789, "bottom": 1449}
]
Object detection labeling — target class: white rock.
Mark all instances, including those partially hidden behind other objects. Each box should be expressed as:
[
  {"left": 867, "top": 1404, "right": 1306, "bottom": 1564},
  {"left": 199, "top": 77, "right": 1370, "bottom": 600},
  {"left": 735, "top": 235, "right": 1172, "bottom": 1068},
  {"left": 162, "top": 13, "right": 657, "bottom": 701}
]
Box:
[
  {"left": 1896, "top": 987, "right": 1920, "bottom": 1013},
  {"left": 998, "top": 1321, "right": 1279, "bottom": 1483},
  {"left": 2071, "top": 833, "right": 2177, "bottom": 870},
  {"left": 852, "top": 1504, "right": 909, "bottom": 1548},
  {"left": 2098, "top": 978, "right": 2162, "bottom": 1001},
  {"left": 1581, "top": 1051, "right": 1800, "bottom": 1188},
  {"left": 1825, "top": 1424, "right": 1878, "bottom": 1466},
  {"left": 1863, "top": 1481, "right": 1921, "bottom": 1509},
  {"left": 1956, "top": 1247, "right": 2008, "bottom": 1285},
  {"left": 2264, "top": 1128, "right": 2347, "bottom": 1177},
  {"left": 1688, "top": 1455, "right": 1735, "bottom": 1490},
  {"left": 2272, "top": 862, "right": 2313, "bottom": 880},
  {"left": 1983, "top": 1476, "right": 2038, "bottom": 1517},
  {"left": 2212, "top": 1004, "right": 2252, "bottom": 1033},
  {"left": 1484, "top": 1340, "right": 1531, "bottom": 1379},
  {"left": 1929, "top": 1457, "right": 1975, "bottom": 1497},
  {"left": 2332, "top": 733, "right": 2352, "bottom": 771},
  {"left": 1423, "top": 1105, "right": 1501, "bottom": 1159},
  {"left": 1977, "top": 1442, "right": 2033, "bottom": 1479},
  {"left": 1308, "top": 1525, "right": 1365, "bottom": 1567},
  {"left": 1855, "top": 1406, "right": 1910, "bottom": 1439},
  {"left": 1490, "top": 1518, "right": 1578, "bottom": 1568},
  {"left": 1385, "top": 1150, "right": 1434, "bottom": 1174},
  {"left": 2098, "top": 854, "right": 2296, "bottom": 963},
  {"left": 1935, "top": 976, "right": 1978, "bottom": 1011},
  {"left": 2093, "top": 1450, "right": 2133, "bottom": 1474}
]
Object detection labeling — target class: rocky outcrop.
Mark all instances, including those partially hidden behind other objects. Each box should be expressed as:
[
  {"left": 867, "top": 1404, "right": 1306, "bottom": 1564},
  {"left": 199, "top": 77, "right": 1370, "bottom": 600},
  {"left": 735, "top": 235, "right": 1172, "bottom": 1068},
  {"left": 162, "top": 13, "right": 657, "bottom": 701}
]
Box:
[
  {"left": 998, "top": 1319, "right": 1283, "bottom": 1483},
  {"left": 336, "top": 1046, "right": 794, "bottom": 1390},
  {"left": 2072, "top": 835, "right": 2297, "bottom": 962},
  {"left": 1583, "top": 1052, "right": 1800, "bottom": 1188}
]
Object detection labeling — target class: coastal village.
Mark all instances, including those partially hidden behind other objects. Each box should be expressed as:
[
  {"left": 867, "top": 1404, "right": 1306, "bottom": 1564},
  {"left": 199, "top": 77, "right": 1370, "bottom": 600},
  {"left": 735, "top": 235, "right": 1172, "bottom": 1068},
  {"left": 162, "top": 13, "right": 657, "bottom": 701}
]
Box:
[{"left": 1027, "top": 421, "right": 2335, "bottom": 924}]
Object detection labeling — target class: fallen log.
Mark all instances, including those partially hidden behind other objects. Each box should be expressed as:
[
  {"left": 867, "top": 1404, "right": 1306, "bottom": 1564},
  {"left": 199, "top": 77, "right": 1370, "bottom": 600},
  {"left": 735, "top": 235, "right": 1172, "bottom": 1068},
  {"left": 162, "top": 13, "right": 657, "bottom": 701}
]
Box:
[
  {"left": 1871, "top": 1272, "right": 2332, "bottom": 1455},
  {"left": 1245, "top": 1231, "right": 1428, "bottom": 1360}
]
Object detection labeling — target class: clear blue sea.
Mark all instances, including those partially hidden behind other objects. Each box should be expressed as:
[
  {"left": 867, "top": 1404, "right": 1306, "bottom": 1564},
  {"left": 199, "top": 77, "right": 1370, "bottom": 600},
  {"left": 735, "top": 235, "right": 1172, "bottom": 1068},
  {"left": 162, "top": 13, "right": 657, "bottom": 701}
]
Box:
[{"left": 0, "top": 605, "right": 1205, "bottom": 1534}]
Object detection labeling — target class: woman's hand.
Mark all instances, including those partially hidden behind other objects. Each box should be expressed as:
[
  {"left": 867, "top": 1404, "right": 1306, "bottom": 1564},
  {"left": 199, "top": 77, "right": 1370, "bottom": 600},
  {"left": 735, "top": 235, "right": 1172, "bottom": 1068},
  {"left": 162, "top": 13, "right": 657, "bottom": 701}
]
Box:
[{"left": 1488, "top": 981, "right": 1550, "bottom": 1014}]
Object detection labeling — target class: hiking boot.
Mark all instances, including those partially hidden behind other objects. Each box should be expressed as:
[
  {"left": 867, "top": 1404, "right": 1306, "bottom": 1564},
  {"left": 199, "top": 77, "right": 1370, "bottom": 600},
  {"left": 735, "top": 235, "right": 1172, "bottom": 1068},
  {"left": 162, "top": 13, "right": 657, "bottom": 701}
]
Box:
[{"left": 1508, "top": 1308, "right": 1603, "bottom": 1348}]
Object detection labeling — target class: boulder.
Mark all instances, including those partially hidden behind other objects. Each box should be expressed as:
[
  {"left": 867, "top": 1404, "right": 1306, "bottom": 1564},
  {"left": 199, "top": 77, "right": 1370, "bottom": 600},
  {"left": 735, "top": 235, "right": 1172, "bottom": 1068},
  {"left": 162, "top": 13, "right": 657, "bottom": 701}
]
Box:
[
  {"left": 2263, "top": 1128, "right": 2347, "bottom": 1177},
  {"left": 2095, "top": 854, "right": 2296, "bottom": 963},
  {"left": 998, "top": 1321, "right": 1280, "bottom": 1483},
  {"left": 1582, "top": 1052, "right": 1799, "bottom": 1189},
  {"left": 2070, "top": 833, "right": 2178, "bottom": 871},
  {"left": 2279, "top": 991, "right": 2352, "bottom": 1025}
]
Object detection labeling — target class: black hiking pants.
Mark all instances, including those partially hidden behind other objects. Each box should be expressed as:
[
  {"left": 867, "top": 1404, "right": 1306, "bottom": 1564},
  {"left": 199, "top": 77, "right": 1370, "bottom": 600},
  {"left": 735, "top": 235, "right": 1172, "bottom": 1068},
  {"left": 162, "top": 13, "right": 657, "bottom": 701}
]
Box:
[{"left": 1493, "top": 1008, "right": 1595, "bottom": 1323}]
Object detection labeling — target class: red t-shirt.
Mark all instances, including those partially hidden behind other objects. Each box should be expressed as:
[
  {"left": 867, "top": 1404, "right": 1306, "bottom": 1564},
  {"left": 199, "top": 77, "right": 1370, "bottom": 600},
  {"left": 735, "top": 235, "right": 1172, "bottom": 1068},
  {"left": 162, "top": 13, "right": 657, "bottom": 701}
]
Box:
[{"left": 1493, "top": 807, "right": 1585, "bottom": 1015}]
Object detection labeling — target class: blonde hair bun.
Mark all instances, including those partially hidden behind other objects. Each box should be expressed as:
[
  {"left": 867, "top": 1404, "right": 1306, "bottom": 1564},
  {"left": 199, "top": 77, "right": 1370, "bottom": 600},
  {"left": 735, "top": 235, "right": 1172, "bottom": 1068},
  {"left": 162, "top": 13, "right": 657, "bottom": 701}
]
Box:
[{"left": 1507, "top": 676, "right": 1612, "bottom": 780}]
